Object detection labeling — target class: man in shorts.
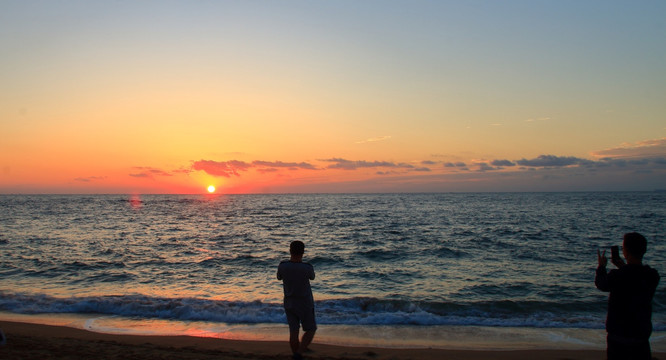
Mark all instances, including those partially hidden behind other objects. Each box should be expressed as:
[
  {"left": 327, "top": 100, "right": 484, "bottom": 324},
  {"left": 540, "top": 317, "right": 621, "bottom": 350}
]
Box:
[{"left": 277, "top": 241, "right": 316, "bottom": 360}]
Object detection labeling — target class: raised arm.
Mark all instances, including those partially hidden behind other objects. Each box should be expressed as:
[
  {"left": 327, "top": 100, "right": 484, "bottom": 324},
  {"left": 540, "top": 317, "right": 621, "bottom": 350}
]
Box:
[{"left": 595, "top": 249, "right": 610, "bottom": 292}]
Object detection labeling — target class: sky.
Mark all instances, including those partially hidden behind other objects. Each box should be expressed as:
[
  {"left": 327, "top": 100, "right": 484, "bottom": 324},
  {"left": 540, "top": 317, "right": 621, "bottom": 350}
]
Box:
[{"left": 1, "top": 0, "right": 665, "bottom": 194}]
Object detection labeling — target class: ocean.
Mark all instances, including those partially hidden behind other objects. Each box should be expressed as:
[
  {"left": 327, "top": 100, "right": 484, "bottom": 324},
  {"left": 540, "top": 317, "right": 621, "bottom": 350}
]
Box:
[{"left": 1, "top": 193, "right": 664, "bottom": 349}]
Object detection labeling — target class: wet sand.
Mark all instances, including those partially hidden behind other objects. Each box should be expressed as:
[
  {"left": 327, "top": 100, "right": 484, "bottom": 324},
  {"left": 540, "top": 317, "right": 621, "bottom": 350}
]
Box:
[{"left": 3, "top": 320, "right": 656, "bottom": 360}]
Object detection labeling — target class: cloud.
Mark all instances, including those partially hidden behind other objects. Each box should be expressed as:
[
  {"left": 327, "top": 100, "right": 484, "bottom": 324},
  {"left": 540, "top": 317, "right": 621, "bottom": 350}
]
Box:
[
  {"left": 251, "top": 160, "right": 317, "bottom": 170},
  {"left": 172, "top": 168, "right": 193, "bottom": 175},
  {"left": 441, "top": 154, "right": 666, "bottom": 174},
  {"left": 515, "top": 155, "right": 591, "bottom": 167},
  {"left": 257, "top": 168, "right": 279, "bottom": 173},
  {"left": 525, "top": 117, "right": 552, "bottom": 122},
  {"left": 477, "top": 163, "right": 500, "bottom": 172},
  {"left": 491, "top": 159, "right": 515, "bottom": 167},
  {"left": 356, "top": 136, "right": 391, "bottom": 144},
  {"left": 593, "top": 157, "right": 666, "bottom": 170},
  {"left": 178, "top": 142, "right": 666, "bottom": 192},
  {"left": 192, "top": 159, "right": 317, "bottom": 177},
  {"left": 129, "top": 167, "right": 176, "bottom": 179},
  {"left": 376, "top": 168, "right": 429, "bottom": 175},
  {"left": 148, "top": 169, "right": 173, "bottom": 176},
  {"left": 444, "top": 162, "right": 467, "bottom": 168},
  {"left": 74, "top": 176, "right": 106, "bottom": 182},
  {"left": 192, "top": 160, "right": 252, "bottom": 177},
  {"left": 322, "top": 158, "right": 414, "bottom": 170},
  {"left": 591, "top": 138, "right": 666, "bottom": 159}
]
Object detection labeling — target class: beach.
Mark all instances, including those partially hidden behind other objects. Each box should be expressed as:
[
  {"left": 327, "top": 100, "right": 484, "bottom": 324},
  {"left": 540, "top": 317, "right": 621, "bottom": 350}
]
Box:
[
  {"left": 2, "top": 320, "right": 640, "bottom": 360},
  {"left": 3, "top": 0, "right": 665, "bottom": 355}
]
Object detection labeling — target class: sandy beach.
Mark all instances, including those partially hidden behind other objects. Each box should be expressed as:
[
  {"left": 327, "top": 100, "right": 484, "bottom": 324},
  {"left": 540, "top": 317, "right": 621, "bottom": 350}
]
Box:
[{"left": 4, "top": 320, "right": 663, "bottom": 360}]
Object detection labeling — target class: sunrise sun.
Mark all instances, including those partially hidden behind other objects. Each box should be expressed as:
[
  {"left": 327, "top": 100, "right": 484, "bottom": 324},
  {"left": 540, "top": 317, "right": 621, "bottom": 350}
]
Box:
[{"left": 207, "top": 185, "right": 215, "bottom": 193}]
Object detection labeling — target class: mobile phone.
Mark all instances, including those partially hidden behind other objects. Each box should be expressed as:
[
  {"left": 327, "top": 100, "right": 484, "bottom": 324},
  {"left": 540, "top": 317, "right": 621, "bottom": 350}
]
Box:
[{"left": 611, "top": 245, "right": 620, "bottom": 262}]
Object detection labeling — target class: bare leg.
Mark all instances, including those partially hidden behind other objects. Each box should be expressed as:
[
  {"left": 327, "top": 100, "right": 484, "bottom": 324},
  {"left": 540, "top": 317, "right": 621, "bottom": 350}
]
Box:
[
  {"left": 289, "top": 329, "right": 300, "bottom": 354},
  {"left": 299, "top": 330, "right": 316, "bottom": 353}
]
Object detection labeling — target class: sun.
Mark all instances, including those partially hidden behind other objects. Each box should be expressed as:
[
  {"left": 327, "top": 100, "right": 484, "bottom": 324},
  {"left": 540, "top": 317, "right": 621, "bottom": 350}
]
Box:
[{"left": 207, "top": 185, "right": 216, "bottom": 193}]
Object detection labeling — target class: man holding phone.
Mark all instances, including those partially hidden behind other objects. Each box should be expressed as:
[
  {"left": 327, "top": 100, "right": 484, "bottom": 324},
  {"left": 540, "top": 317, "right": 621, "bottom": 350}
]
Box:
[{"left": 596, "top": 232, "right": 660, "bottom": 360}]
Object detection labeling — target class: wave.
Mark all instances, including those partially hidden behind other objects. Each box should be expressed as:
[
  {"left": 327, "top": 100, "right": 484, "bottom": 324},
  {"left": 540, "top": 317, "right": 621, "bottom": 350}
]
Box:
[
  {"left": 0, "top": 291, "right": 649, "bottom": 330},
  {"left": 0, "top": 292, "right": 282, "bottom": 324}
]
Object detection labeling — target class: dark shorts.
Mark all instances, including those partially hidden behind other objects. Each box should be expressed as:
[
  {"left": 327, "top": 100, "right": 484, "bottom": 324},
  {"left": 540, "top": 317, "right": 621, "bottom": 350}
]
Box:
[{"left": 285, "top": 306, "right": 317, "bottom": 332}]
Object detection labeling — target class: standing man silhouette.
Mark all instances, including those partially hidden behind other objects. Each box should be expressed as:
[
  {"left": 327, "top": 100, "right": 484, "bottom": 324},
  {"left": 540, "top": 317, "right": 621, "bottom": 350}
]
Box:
[
  {"left": 596, "top": 232, "right": 660, "bottom": 360},
  {"left": 277, "top": 241, "right": 316, "bottom": 360}
]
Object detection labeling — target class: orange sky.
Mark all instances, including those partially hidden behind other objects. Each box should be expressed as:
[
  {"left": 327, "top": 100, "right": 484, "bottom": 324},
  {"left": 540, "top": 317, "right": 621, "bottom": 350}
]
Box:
[{"left": 1, "top": 2, "right": 665, "bottom": 193}]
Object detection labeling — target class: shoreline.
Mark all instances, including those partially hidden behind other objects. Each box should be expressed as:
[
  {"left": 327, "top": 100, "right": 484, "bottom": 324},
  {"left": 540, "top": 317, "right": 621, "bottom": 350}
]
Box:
[
  {"left": 2, "top": 320, "right": 665, "bottom": 360},
  {"left": 0, "top": 311, "right": 612, "bottom": 350},
  {"left": 0, "top": 320, "right": 611, "bottom": 360}
]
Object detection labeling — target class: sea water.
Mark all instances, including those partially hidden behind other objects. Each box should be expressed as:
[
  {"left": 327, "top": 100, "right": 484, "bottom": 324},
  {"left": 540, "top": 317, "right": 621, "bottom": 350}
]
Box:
[{"left": 1, "top": 193, "right": 664, "bottom": 349}]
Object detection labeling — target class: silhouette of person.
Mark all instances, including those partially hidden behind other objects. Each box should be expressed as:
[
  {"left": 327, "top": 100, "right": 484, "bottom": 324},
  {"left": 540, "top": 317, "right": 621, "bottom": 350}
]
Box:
[
  {"left": 277, "top": 241, "right": 316, "bottom": 360},
  {"left": 596, "top": 232, "right": 660, "bottom": 360}
]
